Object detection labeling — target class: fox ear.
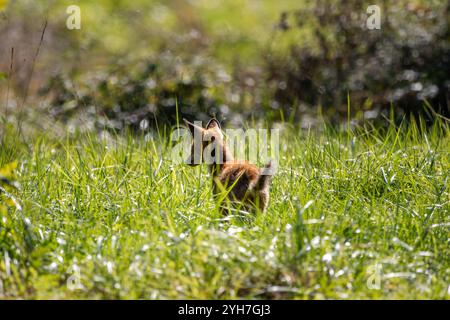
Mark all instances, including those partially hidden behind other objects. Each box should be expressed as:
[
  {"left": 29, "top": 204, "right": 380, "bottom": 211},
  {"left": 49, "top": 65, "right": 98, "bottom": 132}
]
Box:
[
  {"left": 183, "top": 118, "right": 203, "bottom": 136},
  {"left": 206, "top": 118, "right": 221, "bottom": 130}
]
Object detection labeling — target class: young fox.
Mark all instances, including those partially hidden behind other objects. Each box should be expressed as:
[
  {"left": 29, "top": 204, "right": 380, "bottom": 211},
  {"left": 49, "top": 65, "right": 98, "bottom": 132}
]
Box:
[{"left": 183, "top": 118, "right": 273, "bottom": 213}]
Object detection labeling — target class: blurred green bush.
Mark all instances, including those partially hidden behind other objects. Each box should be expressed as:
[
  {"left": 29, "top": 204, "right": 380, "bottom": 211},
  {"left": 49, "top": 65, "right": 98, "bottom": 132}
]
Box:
[
  {"left": 1, "top": 0, "right": 448, "bottom": 129},
  {"left": 266, "top": 0, "right": 449, "bottom": 121}
]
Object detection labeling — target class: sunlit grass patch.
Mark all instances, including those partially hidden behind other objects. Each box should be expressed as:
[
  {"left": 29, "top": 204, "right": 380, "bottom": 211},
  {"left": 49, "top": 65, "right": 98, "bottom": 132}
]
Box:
[{"left": 0, "top": 118, "right": 448, "bottom": 299}]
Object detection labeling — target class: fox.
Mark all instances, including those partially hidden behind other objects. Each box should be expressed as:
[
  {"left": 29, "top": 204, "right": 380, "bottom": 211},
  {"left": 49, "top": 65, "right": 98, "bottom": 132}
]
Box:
[{"left": 183, "top": 118, "right": 274, "bottom": 213}]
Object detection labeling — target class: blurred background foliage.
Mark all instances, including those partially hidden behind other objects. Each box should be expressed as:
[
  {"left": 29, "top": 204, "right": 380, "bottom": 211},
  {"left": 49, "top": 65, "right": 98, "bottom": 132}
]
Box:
[{"left": 0, "top": 0, "right": 449, "bottom": 131}]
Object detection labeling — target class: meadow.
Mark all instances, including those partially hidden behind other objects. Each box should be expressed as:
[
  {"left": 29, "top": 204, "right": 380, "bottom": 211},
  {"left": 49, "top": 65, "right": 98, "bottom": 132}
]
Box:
[
  {"left": 0, "top": 116, "right": 448, "bottom": 299},
  {"left": 0, "top": 0, "right": 449, "bottom": 300}
]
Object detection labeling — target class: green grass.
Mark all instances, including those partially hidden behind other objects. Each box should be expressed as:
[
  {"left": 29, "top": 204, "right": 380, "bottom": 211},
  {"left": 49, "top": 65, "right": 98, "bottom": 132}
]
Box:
[{"left": 0, "top": 118, "right": 449, "bottom": 299}]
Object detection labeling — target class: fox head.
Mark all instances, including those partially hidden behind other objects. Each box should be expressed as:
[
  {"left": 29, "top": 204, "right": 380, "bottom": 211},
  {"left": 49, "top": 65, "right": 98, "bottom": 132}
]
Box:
[{"left": 183, "top": 118, "right": 230, "bottom": 167}]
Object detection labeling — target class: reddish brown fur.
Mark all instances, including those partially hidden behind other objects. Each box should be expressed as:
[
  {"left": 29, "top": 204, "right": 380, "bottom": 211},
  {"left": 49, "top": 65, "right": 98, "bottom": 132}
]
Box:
[{"left": 184, "top": 118, "right": 273, "bottom": 213}]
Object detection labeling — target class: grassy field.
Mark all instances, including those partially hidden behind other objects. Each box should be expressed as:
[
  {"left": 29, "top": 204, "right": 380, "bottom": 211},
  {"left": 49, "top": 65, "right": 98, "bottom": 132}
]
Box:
[{"left": 0, "top": 116, "right": 448, "bottom": 299}]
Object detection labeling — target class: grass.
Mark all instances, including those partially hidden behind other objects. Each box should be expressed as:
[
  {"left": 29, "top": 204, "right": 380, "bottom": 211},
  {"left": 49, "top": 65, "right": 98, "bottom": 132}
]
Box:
[{"left": 0, "top": 117, "right": 449, "bottom": 299}]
